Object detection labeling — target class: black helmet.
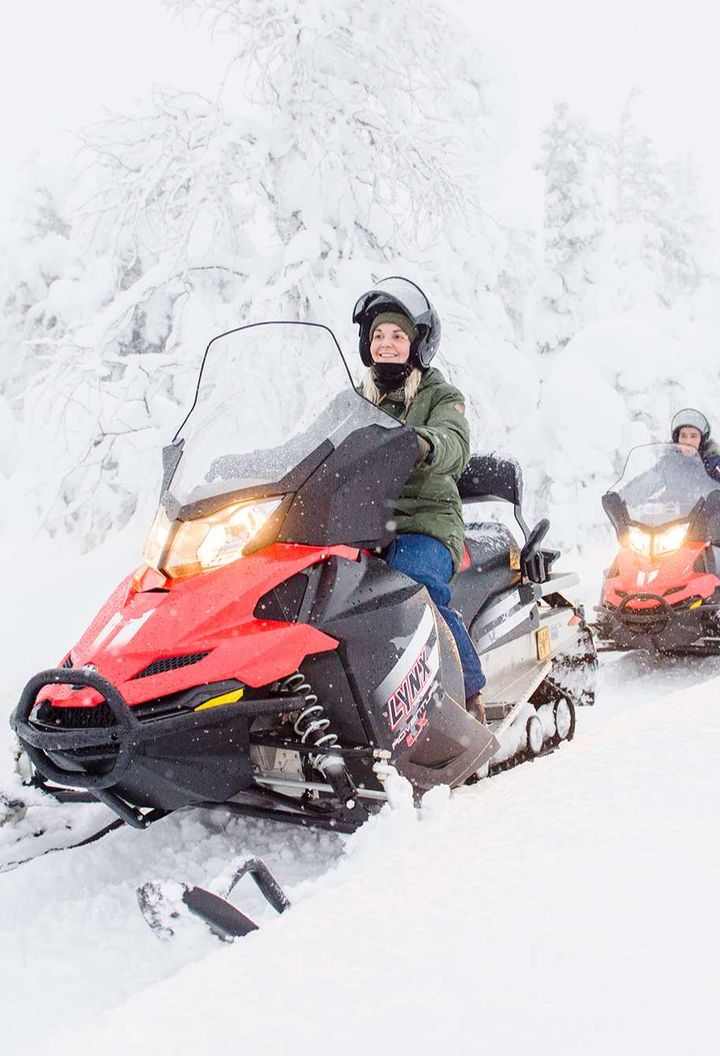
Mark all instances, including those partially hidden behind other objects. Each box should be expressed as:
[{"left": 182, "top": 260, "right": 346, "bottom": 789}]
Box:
[
  {"left": 670, "top": 408, "right": 711, "bottom": 446},
  {"left": 352, "top": 276, "right": 441, "bottom": 368}
]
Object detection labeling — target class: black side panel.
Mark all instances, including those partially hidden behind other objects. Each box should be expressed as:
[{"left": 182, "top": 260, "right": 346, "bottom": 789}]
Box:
[
  {"left": 452, "top": 524, "right": 520, "bottom": 625},
  {"left": 279, "top": 424, "right": 418, "bottom": 549},
  {"left": 306, "top": 554, "right": 493, "bottom": 790},
  {"left": 305, "top": 554, "right": 426, "bottom": 707},
  {"left": 254, "top": 572, "right": 309, "bottom": 623}
]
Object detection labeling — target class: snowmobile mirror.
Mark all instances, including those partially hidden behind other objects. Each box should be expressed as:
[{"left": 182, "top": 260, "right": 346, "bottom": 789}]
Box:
[
  {"left": 160, "top": 441, "right": 184, "bottom": 498},
  {"left": 602, "top": 491, "right": 626, "bottom": 537}
]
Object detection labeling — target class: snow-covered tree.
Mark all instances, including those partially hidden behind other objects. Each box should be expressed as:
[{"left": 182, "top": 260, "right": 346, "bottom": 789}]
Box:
[
  {"left": 533, "top": 102, "right": 603, "bottom": 353},
  {"left": 0, "top": 180, "right": 76, "bottom": 401},
  {"left": 2, "top": 0, "right": 516, "bottom": 547},
  {"left": 600, "top": 92, "right": 711, "bottom": 311}
]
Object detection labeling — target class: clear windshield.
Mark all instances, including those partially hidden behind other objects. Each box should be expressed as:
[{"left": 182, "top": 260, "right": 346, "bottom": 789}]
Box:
[
  {"left": 609, "top": 443, "right": 719, "bottom": 526},
  {"left": 168, "top": 322, "right": 399, "bottom": 507}
]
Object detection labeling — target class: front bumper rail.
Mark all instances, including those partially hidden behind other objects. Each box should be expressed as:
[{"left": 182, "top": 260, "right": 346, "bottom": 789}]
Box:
[{"left": 11, "top": 668, "right": 307, "bottom": 794}]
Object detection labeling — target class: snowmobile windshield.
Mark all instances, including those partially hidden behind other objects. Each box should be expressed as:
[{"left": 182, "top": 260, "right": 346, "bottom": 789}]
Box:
[
  {"left": 609, "top": 443, "right": 720, "bottom": 527},
  {"left": 168, "top": 321, "right": 401, "bottom": 507}
]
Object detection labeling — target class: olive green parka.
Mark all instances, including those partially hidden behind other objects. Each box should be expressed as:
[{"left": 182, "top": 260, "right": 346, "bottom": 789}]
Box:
[{"left": 375, "top": 367, "right": 470, "bottom": 572}]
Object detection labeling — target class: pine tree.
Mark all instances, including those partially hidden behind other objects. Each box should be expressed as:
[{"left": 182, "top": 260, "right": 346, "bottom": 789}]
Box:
[
  {"left": 535, "top": 102, "right": 603, "bottom": 353},
  {"left": 602, "top": 91, "right": 711, "bottom": 311}
]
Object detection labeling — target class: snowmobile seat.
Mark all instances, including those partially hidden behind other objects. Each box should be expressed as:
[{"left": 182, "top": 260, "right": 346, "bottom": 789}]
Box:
[
  {"left": 457, "top": 453, "right": 559, "bottom": 585},
  {"left": 457, "top": 453, "right": 530, "bottom": 540},
  {"left": 450, "top": 522, "right": 521, "bottom": 626}
]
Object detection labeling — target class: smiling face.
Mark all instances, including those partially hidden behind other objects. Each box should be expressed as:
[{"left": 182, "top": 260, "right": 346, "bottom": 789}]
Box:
[
  {"left": 677, "top": 425, "right": 703, "bottom": 451},
  {"left": 370, "top": 322, "right": 411, "bottom": 364}
]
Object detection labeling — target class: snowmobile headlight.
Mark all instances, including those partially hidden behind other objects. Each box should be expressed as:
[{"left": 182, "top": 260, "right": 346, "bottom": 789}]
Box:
[
  {"left": 144, "top": 498, "right": 282, "bottom": 579},
  {"left": 143, "top": 506, "right": 174, "bottom": 570},
  {"left": 653, "top": 523, "right": 689, "bottom": 556},
  {"left": 627, "top": 526, "right": 651, "bottom": 556},
  {"left": 194, "top": 498, "right": 283, "bottom": 572}
]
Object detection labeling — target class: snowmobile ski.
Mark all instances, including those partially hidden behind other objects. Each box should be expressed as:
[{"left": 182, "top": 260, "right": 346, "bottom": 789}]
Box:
[{"left": 137, "top": 857, "right": 290, "bottom": 942}]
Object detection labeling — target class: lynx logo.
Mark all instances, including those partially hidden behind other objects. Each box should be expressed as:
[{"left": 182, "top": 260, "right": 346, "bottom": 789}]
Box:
[
  {"left": 375, "top": 606, "right": 441, "bottom": 749},
  {"left": 387, "top": 647, "right": 433, "bottom": 732}
]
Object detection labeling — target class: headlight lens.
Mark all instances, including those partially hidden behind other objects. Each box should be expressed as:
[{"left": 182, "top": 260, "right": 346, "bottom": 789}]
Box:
[
  {"left": 627, "top": 526, "right": 651, "bottom": 556},
  {"left": 143, "top": 498, "right": 282, "bottom": 578},
  {"left": 143, "top": 506, "right": 173, "bottom": 570},
  {"left": 626, "top": 523, "right": 689, "bottom": 559},
  {"left": 653, "top": 522, "right": 688, "bottom": 556}
]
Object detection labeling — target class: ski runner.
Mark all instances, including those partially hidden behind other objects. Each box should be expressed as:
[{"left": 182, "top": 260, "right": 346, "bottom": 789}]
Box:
[{"left": 352, "top": 276, "right": 486, "bottom": 721}]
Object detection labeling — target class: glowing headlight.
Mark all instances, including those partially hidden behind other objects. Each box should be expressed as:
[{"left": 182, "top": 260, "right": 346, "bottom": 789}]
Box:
[
  {"left": 142, "top": 498, "right": 283, "bottom": 578},
  {"left": 653, "top": 522, "right": 688, "bottom": 556},
  {"left": 143, "top": 506, "right": 173, "bottom": 570},
  {"left": 627, "top": 526, "right": 651, "bottom": 556},
  {"left": 625, "top": 523, "right": 689, "bottom": 559}
]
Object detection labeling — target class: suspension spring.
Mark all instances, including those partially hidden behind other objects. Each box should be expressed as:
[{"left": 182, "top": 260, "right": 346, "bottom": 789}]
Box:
[{"left": 279, "top": 672, "right": 340, "bottom": 774}]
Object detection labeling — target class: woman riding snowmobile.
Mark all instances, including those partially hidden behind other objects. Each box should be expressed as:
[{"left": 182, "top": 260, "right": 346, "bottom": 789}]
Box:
[
  {"left": 7, "top": 308, "right": 593, "bottom": 879},
  {"left": 596, "top": 420, "right": 720, "bottom": 653},
  {"left": 352, "top": 277, "right": 486, "bottom": 720}
]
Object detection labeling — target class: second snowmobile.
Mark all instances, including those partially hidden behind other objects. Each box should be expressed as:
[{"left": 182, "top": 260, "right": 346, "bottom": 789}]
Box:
[
  {"left": 596, "top": 442, "right": 720, "bottom": 654},
  {"left": 7, "top": 321, "right": 595, "bottom": 872}
]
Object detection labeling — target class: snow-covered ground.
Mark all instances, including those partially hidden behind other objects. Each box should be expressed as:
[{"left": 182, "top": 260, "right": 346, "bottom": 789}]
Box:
[
  {"left": 1, "top": 543, "right": 718, "bottom": 1056},
  {"left": 2, "top": 477, "right": 719, "bottom": 1056},
  {"left": 1, "top": 3, "right": 719, "bottom": 1051}
]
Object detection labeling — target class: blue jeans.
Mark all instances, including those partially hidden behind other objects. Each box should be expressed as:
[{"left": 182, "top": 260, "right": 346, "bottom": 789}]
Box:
[{"left": 383, "top": 533, "right": 486, "bottom": 698}]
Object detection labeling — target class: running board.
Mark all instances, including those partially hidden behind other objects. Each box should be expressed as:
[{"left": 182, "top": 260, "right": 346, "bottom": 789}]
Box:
[{"left": 535, "top": 571, "right": 580, "bottom": 597}]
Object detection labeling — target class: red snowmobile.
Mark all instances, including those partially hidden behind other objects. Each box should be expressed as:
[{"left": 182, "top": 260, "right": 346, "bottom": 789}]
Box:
[
  {"left": 596, "top": 442, "right": 720, "bottom": 654},
  {"left": 6, "top": 322, "right": 595, "bottom": 920}
]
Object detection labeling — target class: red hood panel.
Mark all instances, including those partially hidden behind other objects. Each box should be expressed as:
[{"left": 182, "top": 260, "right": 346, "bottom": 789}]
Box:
[
  {"left": 603, "top": 542, "right": 720, "bottom": 608},
  {"left": 48, "top": 543, "right": 358, "bottom": 708}
]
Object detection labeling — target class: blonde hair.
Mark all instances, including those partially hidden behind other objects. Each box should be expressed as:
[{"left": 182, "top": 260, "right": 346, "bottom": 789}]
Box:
[{"left": 361, "top": 367, "right": 423, "bottom": 409}]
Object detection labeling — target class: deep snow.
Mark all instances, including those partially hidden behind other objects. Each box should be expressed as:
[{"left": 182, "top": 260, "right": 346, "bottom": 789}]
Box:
[
  {"left": 2, "top": 459, "right": 719, "bottom": 1055},
  {"left": 1, "top": 641, "right": 718, "bottom": 1055}
]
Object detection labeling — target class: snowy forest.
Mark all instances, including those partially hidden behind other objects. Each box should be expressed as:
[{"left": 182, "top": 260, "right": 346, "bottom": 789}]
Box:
[
  {"left": 2, "top": 3, "right": 720, "bottom": 1055},
  {"left": 1, "top": 0, "right": 717, "bottom": 561}
]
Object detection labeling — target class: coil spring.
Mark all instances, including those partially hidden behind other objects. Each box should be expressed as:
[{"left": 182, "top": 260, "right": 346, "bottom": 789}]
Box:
[{"left": 280, "top": 672, "right": 339, "bottom": 774}]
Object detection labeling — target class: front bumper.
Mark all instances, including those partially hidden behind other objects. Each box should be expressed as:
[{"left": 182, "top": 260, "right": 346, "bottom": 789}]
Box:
[
  {"left": 11, "top": 668, "right": 306, "bottom": 813},
  {"left": 595, "top": 594, "right": 720, "bottom": 653}
]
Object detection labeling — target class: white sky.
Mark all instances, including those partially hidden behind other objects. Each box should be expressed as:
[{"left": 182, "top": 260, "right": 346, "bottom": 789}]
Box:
[
  {"left": 0, "top": 0, "right": 718, "bottom": 238},
  {"left": 471, "top": 0, "right": 720, "bottom": 233}
]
